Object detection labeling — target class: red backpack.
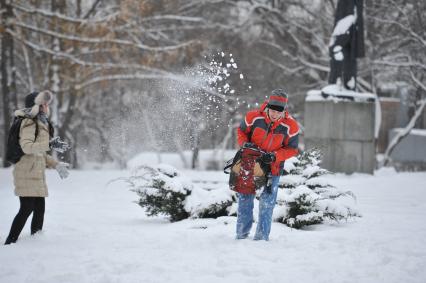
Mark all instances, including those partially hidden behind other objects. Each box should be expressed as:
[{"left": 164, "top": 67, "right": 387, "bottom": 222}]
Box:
[{"left": 224, "top": 144, "right": 269, "bottom": 195}]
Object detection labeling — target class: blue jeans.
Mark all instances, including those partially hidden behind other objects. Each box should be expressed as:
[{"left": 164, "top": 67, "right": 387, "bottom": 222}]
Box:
[{"left": 236, "top": 176, "right": 280, "bottom": 241}]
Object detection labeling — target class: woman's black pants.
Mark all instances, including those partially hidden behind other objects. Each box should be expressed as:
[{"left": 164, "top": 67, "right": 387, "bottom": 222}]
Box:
[{"left": 4, "top": 197, "right": 45, "bottom": 245}]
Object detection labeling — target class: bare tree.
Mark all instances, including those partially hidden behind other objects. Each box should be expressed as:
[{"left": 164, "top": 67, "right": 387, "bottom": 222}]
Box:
[
  {"left": 1, "top": 0, "right": 17, "bottom": 167},
  {"left": 2, "top": 0, "right": 424, "bottom": 169},
  {"left": 1, "top": 0, "right": 209, "bottom": 167},
  {"left": 367, "top": 0, "right": 426, "bottom": 166}
]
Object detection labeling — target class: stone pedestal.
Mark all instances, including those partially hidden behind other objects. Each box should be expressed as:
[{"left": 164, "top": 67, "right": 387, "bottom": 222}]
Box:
[{"left": 304, "top": 90, "right": 376, "bottom": 174}]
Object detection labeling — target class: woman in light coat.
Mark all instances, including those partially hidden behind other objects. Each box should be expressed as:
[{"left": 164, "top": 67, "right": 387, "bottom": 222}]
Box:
[{"left": 4, "top": 91, "right": 69, "bottom": 245}]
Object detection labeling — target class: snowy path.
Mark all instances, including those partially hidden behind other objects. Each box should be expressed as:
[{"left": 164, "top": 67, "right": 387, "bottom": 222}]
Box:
[{"left": 1, "top": 168, "right": 426, "bottom": 283}]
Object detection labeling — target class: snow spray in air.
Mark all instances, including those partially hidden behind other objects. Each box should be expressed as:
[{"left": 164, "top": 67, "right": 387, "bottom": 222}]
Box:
[{"left": 105, "top": 52, "right": 253, "bottom": 168}]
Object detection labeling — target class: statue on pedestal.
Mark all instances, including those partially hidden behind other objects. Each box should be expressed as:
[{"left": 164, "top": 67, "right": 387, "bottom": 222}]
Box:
[{"left": 328, "top": 0, "right": 365, "bottom": 91}]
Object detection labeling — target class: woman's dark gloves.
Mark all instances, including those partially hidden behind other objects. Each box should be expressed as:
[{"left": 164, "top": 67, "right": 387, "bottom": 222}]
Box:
[{"left": 49, "top": 137, "right": 70, "bottom": 153}]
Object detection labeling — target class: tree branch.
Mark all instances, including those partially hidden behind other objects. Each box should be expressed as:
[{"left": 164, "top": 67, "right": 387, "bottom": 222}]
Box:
[
  {"left": 12, "top": 3, "right": 118, "bottom": 24},
  {"left": 13, "top": 21, "right": 197, "bottom": 52},
  {"left": 382, "top": 98, "right": 426, "bottom": 166},
  {"left": 83, "top": 0, "right": 102, "bottom": 19}
]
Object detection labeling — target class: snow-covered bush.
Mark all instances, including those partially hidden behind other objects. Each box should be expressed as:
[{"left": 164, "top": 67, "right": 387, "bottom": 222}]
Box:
[
  {"left": 275, "top": 148, "right": 360, "bottom": 229},
  {"left": 125, "top": 164, "right": 234, "bottom": 222},
  {"left": 126, "top": 165, "right": 191, "bottom": 222},
  {"left": 185, "top": 187, "right": 235, "bottom": 219},
  {"left": 123, "top": 150, "right": 359, "bottom": 229}
]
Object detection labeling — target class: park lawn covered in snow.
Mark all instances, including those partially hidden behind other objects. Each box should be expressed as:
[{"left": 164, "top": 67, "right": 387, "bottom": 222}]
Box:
[{"left": 1, "top": 167, "right": 426, "bottom": 283}]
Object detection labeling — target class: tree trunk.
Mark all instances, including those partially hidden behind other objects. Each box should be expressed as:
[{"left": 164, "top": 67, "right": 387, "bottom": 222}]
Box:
[
  {"left": 191, "top": 146, "right": 199, "bottom": 169},
  {"left": 1, "top": 0, "right": 15, "bottom": 167},
  {"left": 57, "top": 89, "right": 77, "bottom": 165},
  {"left": 191, "top": 125, "right": 202, "bottom": 169}
]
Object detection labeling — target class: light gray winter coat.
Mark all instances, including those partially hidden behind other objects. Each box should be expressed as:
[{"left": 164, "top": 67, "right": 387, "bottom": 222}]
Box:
[{"left": 12, "top": 102, "right": 58, "bottom": 197}]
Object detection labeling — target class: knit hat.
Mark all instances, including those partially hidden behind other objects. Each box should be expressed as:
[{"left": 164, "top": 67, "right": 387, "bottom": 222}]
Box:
[
  {"left": 24, "top": 90, "right": 53, "bottom": 117},
  {"left": 267, "top": 89, "right": 288, "bottom": 112}
]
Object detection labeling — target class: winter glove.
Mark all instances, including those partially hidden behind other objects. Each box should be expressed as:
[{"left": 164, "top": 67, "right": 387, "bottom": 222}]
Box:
[
  {"left": 261, "top": 152, "right": 276, "bottom": 164},
  {"left": 49, "top": 136, "right": 70, "bottom": 153},
  {"left": 55, "top": 162, "right": 70, "bottom": 179}
]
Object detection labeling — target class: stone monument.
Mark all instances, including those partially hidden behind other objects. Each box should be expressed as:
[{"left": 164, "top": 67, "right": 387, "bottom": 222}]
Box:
[{"left": 304, "top": 0, "right": 377, "bottom": 174}]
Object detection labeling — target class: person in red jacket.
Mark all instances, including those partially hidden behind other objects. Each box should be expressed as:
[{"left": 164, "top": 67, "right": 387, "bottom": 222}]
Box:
[{"left": 236, "top": 89, "right": 299, "bottom": 241}]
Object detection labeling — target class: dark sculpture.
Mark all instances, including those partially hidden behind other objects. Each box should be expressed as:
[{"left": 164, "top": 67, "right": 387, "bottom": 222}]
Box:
[{"left": 328, "top": 0, "right": 365, "bottom": 90}]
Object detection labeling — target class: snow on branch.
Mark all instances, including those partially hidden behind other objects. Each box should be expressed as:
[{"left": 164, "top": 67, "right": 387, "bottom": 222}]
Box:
[
  {"left": 369, "top": 16, "right": 426, "bottom": 48},
  {"left": 250, "top": 1, "right": 328, "bottom": 53},
  {"left": 8, "top": 28, "right": 186, "bottom": 72},
  {"left": 259, "top": 40, "right": 328, "bottom": 79},
  {"left": 82, "top": 0, "right": 102, "bottom": 19},
  {"left": 260, "top": 55, "right": 304, "bottom": 74},
  {"left": 12, "top": 3, "right": 119, "bottom": 24},
  {"left": 140, "top": 15, "right": 204, "bottom": 23},
  {"left": 258, "top": 41, "right": 296, "bottom": 62},
  {"left": 14, "top": 69, "right": 31, "bottom": 92},
  {"left": 374, "top": 58, "right": 426, "bottom": 71},
  {"left": 20, "top": 44, "right": 34, "bottom": 91},
  {"left": 410, "top": 71, "right": 426, "bottom": 92},
  {"left": 74, "top": 73, "right": 186, "bottom": 90},
  {"left": 13, "top": 21, "right": 196, "bottom": 52},
  {"left": 297, "top": 56, "right": 329, "bottom": 72}
]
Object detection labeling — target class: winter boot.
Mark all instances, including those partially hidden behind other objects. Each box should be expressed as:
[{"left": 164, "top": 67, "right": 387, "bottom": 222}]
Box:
[{"left": 4, "top": 236, "right": 17, "bottom": 245}]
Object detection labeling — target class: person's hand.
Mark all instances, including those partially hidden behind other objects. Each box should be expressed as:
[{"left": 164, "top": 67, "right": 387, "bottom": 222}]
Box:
[
  {"left": 55, "top": 162, "right": 70, "bottom": 179},
  {"left": 49, "top": 137, "right": 70, "bottom": 153},
  {"left": 261, "top": 152, "right": 276, "bottom": 164}
]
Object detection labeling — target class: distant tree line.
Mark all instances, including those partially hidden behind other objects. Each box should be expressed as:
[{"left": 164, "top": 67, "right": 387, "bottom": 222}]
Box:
[{"left": 1, "top": 0, "right": 424, "bottom": 168}]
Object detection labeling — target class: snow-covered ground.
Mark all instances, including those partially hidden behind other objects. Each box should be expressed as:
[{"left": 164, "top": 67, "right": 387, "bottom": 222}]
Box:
[{"left": 1, "top": 167, "right": 426, "bottom": 283}]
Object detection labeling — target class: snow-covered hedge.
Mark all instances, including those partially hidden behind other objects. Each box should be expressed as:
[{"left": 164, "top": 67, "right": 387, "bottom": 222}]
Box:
[
  {"left": 275, "top": 149, "right": 360, "bottom": 228},
  {"left": 125, "top": 149, "right": 360, "bottom": 229},
  {"left": 125, "top": 164, "right": 234, "bottom": 222}
]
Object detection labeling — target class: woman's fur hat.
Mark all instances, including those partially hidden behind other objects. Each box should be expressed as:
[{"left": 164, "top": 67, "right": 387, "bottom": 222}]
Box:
[{"left": 24, "top": 90, "right": 54, "bottom": 117}]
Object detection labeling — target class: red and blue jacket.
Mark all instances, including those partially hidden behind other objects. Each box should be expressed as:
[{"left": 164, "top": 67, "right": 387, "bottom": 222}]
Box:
[{"left": 237, "top": 102, "right": 299, "bottom": 176}]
